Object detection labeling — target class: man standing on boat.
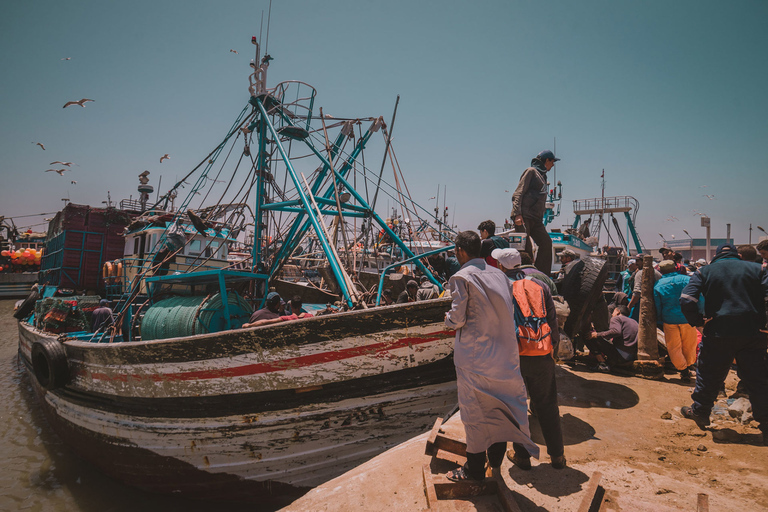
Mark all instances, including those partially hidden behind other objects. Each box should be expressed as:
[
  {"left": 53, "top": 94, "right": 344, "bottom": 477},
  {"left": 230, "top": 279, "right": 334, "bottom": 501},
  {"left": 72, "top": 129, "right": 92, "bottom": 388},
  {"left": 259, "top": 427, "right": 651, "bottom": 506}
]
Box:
[
  {"left": 444, "top": 231, "right": 539, "bottom": 481},
  {"left": 91, "top": 299, "right": 114, "bottom": 331},
  {"left": 511, "top": 150, "right": 558, "bottom": 276}
]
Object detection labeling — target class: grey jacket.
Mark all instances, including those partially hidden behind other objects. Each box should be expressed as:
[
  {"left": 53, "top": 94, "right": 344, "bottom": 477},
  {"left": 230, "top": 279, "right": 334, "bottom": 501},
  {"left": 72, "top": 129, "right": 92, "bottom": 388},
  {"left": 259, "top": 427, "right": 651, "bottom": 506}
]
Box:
[{"left": 511, "top": 161, "right": 548, "bottom": 220}]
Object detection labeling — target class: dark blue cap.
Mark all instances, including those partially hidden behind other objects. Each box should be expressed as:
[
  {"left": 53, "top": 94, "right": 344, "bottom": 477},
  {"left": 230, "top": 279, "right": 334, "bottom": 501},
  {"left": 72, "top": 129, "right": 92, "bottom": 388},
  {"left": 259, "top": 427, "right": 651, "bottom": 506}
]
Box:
[
  {"left": 715, "top": 243, "right": 736, "bottom": 255},
  {"left": 266, "top": 291, "right": 281, "bottom": 304},
  {"left": 537, "top": 149, "right": 560, "bottom": 162}
]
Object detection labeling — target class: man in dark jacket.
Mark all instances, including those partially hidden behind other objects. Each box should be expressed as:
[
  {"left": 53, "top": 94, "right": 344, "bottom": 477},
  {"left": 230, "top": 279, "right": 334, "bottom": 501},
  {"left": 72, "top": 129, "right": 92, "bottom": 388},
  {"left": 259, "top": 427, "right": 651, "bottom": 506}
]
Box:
[
  {"left": 679, "top": 243, "right": 768, "bottom": 443},
  {"left": 511, "top": 150, "right": 558, "bottom": 275}
]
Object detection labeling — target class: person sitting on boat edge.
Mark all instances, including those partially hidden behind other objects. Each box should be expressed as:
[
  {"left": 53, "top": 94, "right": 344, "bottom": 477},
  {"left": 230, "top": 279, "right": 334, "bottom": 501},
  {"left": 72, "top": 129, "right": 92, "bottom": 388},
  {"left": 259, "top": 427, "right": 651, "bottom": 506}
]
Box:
[
  {"left": 241, "top": 291, "right": 282, "bottom": 327},
  {"left": 381, "top": 288, "right": 395, "bottom": 305},
  {"left": 244, "top": 295, "right": 313, "bottom": 328},
  {"left": 91, "top": 299, "right": 114, "bottom": 332},
  {"left": 397, "top": 280, "right": 419, "bottom": 303}
]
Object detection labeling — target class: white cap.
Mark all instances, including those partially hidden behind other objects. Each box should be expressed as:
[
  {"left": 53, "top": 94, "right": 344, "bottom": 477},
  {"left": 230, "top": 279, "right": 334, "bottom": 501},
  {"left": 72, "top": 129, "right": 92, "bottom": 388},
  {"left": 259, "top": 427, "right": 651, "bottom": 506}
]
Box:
[
  {"left": 627, "top": 259, "right": 636, "bottom": 266},
  {"left": 696, "top": 258, "right": 706, "bottom": 265},
  {"left": 491, "top": 248, "right": 521, "bottom": 269}
]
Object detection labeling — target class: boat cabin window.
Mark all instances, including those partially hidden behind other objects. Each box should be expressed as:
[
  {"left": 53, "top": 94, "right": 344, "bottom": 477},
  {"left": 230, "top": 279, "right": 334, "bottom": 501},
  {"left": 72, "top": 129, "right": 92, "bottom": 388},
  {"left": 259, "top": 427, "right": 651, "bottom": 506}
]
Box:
[
  {"left": 130, "top": 237, "right": 139, "bottom": 256},
  {"left": 188, "top": 239, "right": 202, "bottom": 256},
  {"left": 205, "top": 240, "right": 220, "bottom": 259}
]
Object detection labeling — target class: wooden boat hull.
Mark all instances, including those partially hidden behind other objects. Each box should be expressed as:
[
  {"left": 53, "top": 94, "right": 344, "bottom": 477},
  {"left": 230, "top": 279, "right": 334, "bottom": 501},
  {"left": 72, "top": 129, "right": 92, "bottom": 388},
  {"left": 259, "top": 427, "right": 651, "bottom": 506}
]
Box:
[{"left": 18, "top": 298, "right": 457, "bottom": 504}]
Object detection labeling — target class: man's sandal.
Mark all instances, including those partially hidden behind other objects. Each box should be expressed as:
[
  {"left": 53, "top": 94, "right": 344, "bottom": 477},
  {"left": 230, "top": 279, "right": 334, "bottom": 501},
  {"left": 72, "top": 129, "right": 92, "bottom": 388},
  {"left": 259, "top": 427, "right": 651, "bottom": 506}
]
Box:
[{"left": 446, "top": 467, "right": 484, "bottom": 482}]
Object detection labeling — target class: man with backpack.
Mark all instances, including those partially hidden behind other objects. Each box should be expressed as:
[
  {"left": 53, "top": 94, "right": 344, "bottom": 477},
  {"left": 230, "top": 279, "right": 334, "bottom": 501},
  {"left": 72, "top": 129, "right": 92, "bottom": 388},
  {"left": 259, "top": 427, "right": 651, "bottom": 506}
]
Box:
[{"left": 492, "top": 247, "right": 566, "bottom": 470}]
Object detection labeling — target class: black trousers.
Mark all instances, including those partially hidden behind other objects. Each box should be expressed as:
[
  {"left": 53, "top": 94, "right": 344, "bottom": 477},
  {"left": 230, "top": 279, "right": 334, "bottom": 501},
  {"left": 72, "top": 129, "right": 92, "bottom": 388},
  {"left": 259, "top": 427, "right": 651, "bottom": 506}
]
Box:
[
  {"left": 516, "top": 217, "right": 552, "bottom": 276},
  {"left": 465, "top": 442, "right": 506, "bottom": 480},
  {"left": 692, "top": 335, "right": 768, "bottom": 434},
  {"left": 512, "top": 355, "right": 564, "bottom": 458}
]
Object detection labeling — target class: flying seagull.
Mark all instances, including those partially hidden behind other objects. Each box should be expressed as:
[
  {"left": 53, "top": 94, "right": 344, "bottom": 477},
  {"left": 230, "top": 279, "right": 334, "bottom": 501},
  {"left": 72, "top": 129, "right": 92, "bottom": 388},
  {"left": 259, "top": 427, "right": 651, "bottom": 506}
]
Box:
[
  {"left": 230, "top": 49, "right": 239, "bottom": 54},
  {"left": 45, "top": 168, "right": 69, "bottom": 175},
  {"left": 61, "top": 57, "right": 71, "bottom": 61},
  {"left": 63, "top": 98, "right": 94, "bottom": 108},
  {"left": 160, "top": 154, "right": 170, "bottom": 163},
  {"left": 50, "top": 161, "right": 74, "bottom": 167},
  {"left": 33, "top": 142, "right": 45, "bottom": 150},
  {"left": 71, "top": 180, "right": 77, "bottom": 185},
  {"left": 703, "top": 194, "right": 716, "bottom": 200}
]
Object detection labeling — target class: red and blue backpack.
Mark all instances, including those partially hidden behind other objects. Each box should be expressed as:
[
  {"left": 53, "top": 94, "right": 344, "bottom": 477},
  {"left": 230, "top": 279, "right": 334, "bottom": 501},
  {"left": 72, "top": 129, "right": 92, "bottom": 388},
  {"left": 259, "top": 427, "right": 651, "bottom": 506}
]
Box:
[{"left": 511, "top": 277, "right": 552, "bottom": 356}]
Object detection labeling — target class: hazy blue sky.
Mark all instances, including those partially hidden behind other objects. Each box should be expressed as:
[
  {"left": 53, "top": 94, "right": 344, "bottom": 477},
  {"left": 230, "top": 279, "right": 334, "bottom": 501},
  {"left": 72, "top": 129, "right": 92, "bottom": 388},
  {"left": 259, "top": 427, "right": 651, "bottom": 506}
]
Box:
[{"left": 1, "top": 0, "right": 766, "bottom": 250}]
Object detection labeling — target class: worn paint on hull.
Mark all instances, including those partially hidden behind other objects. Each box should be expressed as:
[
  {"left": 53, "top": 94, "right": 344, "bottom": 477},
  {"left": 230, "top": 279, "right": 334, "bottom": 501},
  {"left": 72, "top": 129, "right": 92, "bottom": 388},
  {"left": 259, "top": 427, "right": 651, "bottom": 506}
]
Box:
[{"left": 19, "top": 298, "right": 458, "bottom": 503}]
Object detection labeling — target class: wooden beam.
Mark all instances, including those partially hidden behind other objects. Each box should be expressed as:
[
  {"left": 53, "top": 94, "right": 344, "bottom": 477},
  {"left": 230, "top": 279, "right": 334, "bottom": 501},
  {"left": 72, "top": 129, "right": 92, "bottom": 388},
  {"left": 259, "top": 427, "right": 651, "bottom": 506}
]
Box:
[{"left": 577, "top": 471, "right": 605, "bottom": 512}]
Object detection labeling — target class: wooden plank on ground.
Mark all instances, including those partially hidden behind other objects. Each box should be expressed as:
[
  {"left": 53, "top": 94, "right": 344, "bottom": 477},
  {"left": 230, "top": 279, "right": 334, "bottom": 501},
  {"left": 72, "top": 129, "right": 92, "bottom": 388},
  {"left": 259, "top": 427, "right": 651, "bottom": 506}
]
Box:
[
  {"left": 422, "top": 464, "right": 439, "bottom": 510},
  {"left": 425, "top": 418, "right": 443, "bottom": 455},
  {"left": 577, "top": 471, "right": 604, "bottom": 512},
  {"left": 435, "top": 448, "right": 467, "bottom": 467},
  {"left": 492, "top": 472, "right": 522, "bottom": 512},
  {"left": 697, "top": 493, "right": 709, "bottom": 512},
  {"left": 431, "top": 472, "right": 499, "bottom": 500}
]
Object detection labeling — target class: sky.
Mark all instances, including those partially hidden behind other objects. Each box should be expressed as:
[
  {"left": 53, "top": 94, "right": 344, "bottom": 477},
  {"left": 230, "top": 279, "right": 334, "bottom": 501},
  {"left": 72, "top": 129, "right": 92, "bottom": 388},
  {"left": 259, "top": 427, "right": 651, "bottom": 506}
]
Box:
[{"left": 1, "top": 0, "right": 767, "bottom": 251}]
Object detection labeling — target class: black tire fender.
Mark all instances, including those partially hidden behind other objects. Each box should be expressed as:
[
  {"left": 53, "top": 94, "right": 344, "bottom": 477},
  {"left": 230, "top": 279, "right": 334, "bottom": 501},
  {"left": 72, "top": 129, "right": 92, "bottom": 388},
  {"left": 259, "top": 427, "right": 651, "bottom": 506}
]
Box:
[
  {"left": 562, "top": 257, "right": 609, "bottom": 338},
  {"left": 13, "top": 290, "right": 39, "bottom": 320},
  {"left": 31, "top": 339, "right": 69, "bottom": 390}
]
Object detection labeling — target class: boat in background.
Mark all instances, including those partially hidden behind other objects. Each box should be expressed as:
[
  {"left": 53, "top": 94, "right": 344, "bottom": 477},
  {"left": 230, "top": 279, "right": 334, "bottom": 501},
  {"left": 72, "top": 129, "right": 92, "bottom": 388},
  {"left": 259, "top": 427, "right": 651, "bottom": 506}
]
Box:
[{"left": 0, "top": 217, "right": 45, "bottom": 298}]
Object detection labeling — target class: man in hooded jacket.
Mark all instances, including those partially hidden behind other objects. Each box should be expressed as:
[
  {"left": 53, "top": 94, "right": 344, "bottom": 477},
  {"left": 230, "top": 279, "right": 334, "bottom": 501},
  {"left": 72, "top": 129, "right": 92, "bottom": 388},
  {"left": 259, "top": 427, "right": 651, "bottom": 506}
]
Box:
[
  {"left": 511, "top": 150, "right": 558, "bottom": 275},
  {"left": 679, "top": 243, "right": 768, "bottom": 444}
]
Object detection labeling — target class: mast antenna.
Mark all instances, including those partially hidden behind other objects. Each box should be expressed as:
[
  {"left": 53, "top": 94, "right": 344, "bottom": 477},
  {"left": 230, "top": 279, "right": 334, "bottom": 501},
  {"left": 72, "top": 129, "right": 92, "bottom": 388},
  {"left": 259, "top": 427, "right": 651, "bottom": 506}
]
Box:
[{"left": 265, "top": 0, "right": 272, "bottom": 56}]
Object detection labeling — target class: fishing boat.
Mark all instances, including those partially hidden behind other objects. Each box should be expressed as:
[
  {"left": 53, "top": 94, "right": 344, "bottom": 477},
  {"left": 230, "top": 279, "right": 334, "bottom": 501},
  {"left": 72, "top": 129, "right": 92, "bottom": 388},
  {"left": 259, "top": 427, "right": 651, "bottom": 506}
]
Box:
[
  {"left": 17, "top": 39, "right": 457, "bottom": 507},
  {"left": 0, "top": 217, "right": 45, "bottom": 298}
]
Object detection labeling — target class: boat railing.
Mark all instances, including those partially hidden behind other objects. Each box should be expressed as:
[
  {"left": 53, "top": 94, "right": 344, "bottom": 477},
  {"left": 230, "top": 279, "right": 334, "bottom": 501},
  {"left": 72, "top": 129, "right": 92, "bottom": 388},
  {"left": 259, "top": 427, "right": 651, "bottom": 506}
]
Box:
[
  {"left": 375, "top": 244, "right": 455, "bottom": 306},
  {"left": 572, "top": 196, "right": 639, "bottom": 221}
]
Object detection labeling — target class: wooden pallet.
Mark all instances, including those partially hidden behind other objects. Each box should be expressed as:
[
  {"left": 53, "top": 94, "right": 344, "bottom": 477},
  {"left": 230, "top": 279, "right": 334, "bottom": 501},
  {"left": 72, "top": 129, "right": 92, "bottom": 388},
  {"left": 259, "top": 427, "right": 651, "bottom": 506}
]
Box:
[{"left": 423, "top": 417, "right": 615, "bottom": 512}]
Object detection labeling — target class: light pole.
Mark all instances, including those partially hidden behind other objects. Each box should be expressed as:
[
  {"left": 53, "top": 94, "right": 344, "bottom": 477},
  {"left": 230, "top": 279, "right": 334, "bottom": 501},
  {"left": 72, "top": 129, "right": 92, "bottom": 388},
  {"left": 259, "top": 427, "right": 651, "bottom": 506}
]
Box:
[
  {"left": 683, "top": 229, "right": 693, "bottom": 260},
  {"left": 701, "top": 217, "right": 711, "bottom": 262}
]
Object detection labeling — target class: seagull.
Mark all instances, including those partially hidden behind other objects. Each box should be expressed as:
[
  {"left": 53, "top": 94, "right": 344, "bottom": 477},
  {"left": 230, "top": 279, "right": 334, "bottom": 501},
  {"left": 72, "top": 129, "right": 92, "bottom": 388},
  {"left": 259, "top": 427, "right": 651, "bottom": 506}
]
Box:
[
  {"left": 230, "top": 49, "right": 239, "bottom": 54},
  {"left": 34, "top": 142, "right": 45, "bottom": 150},
  {"left": 61, "top": 57, "right": 71, "bottom": 61},
  {"left": 71, "top": 180, "right": 77, "bottom": 185},
  {"left": 50, "top": 161, "right": 74, "bottom": 167},
  {"left": 205, "top": 176, "right": 225, "bottom": 183},
  {"left": 703, "top": 194, "right": 716, "bottom": 200},
  {"left": 160, "top": 154, "right": 170, "bottom": 163},
  {"left": 429, "top": 197, "right": 436, "bottom": 200},
  {"left": 665, "top": 216, "right": 679, "bottom": 222},
  {"left": 63, "top": 98, "right": 94, "bottom": 108},
  {"left": 698, "top": 185, "right": 708, "bottom": 188},
  {"left": 45, "top": 168, "right": 69, "bottom": 175}
]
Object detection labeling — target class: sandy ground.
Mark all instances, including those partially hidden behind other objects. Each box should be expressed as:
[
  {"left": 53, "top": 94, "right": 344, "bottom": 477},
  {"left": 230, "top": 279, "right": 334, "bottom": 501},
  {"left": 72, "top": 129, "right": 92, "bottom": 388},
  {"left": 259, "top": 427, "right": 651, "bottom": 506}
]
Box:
[{"left": 283, "top": 364, "right": 767, "bottom": 511}]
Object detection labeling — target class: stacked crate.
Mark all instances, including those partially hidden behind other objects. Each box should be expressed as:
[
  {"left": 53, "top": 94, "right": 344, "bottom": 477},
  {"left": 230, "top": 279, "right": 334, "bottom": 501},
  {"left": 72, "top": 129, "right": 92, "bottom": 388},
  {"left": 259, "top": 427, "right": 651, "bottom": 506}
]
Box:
[{"left": 40, "top": 204, "right": 134, "bottom": 293}]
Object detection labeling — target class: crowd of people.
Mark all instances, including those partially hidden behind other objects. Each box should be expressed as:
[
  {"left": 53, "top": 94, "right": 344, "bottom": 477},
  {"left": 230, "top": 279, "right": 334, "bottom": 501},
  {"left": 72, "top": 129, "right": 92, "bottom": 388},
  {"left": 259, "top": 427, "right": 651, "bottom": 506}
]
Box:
[
  {"left": 238, "top": 149, "right": 768, "bottom": 480},
  {"left": 437, "top": 149, "right": 768, "bottom": 481}
]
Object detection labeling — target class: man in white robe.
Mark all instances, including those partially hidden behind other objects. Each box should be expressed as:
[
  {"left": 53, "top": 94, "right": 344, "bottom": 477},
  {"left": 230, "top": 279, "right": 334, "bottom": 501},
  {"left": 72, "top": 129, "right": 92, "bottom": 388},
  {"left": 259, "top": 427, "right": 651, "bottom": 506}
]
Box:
[{"left": 444, "top": 231, "right": 539, "bottom": 481}]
